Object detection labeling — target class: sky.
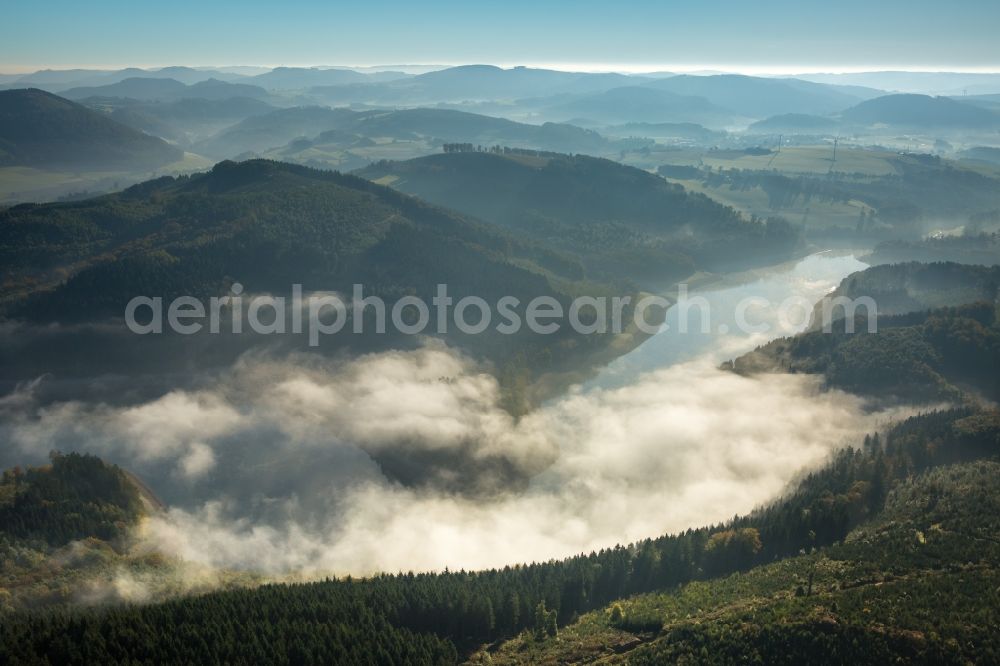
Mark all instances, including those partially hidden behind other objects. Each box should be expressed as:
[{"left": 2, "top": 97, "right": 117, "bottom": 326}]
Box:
[{"left": 2, "top": 0, "right": 999, "bottom": 74}]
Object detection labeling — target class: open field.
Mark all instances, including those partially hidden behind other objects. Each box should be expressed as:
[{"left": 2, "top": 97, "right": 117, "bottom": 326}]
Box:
[
  {"left": 670, "top": 176, "right": 870, "bottom": 230},
  {"left": 702, "top": 145, "right": 898, "bottom": 175},
  {"left": 0, "top": 152, "right": 214, "bottom": 204},
  {"left": 637, "top": 144, "right": 899, "bottom": 177}
]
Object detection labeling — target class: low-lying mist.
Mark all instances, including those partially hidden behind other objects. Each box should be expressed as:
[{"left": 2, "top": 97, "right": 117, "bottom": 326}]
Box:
[{"left": 1, "top": 340, "right": 913, "bottom": 576}]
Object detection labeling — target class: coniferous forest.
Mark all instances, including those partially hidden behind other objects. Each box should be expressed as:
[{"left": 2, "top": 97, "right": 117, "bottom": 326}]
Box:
[{"left": 4, "top": 5, "right": 1000, "bottom": 664}]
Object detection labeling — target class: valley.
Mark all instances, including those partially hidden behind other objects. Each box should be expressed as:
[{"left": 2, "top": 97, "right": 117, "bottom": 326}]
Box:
[{"left": 2, "top": 10, "right": 1000, "bottom": 662}]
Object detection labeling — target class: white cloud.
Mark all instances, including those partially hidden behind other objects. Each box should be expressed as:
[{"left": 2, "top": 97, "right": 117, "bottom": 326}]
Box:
[{"left": 32, "top": 347, "right": 906, "bottom": 575}]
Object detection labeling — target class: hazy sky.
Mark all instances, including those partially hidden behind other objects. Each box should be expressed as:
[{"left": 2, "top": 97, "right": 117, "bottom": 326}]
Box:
[{"left": 3, "top": 0, "right": 999, "bottom": 73}]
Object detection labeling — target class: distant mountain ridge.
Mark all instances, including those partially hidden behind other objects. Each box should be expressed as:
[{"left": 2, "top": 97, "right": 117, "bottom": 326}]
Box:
[
  {"left": 0, "top": 66, "right": 252, "bottom": 92},
  {"left": 62, "top": 76, "right": 272, "bottom": 102},
  {"left": 196, "top": 105, "right": 623, "bottom": 157},
  {"left": 250, "top": 66, "right": 409, "bottom": 89},
  {"left": 644, "top": 74, "right": 869, "bottom": 117},
  {"left": 544, "top": 86, "right": 734, "bottom": 126}
]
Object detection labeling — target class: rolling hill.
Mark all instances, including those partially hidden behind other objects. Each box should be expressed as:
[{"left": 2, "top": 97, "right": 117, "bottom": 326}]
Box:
[
  {"left": 62, "top": 76, "right": 271, "bottom": 102},
  {"left": 748, "top": 113, "right": 840, "bottom": 133},
  {"left": 865, "top": 232, "right": 1000, "bottom": 266},
  {"left": 306, "top": 65, "right": 643, "bottom": 105},
  {"left": 61, "top": 76, "right": 188, "bottom": 100},
  {"left": 0, "top": 88, "right": 183, "bottom": 170},
  {"left": 406, "top": 65, "right": 632, "bottom": 98},
  {"left": 798, "top": 70, "right": 1000, "bottom": 96},
  {"left": 358, "top": 151, "right": 802, "bottom": 282},
  {"left": 0, "top": 159, "right": 640, "bottom": 399},
  {"left": 82, "top": 96, "right": 277, "bottom": 145},
  {"left": 825, "top": 261, "right": 1000, "bottom": 314},
  {"left": 249, "top": 66, "right": 402, "bottom": 89},
  {"left": 728, "top": 262, "right": 1000, "bottom": 403},
  {"left": 840, "top": 93, "right": 1000, "bottom": 128},
  {"left": 194, "top": 106, "right": 363, "bottom": 156},
  {"left": 543, "top": 86, "right": 734, "bottom": 126},
  {"left": 196, "top": 106, "right": 622, "bottom": 158},
  {"left": 0, "top": 66, "right": 251, "bottom": 92},
  {"left": 393, "top": 64, "right": 636, "bottom": 99},
  {"left": 603, "top": 121, "right": 724, "bottom": 142},
  {"left": 0, "top": 451, "right": 144, "bottom": 546},
  {"left": 0, "top": 159, "right": 572, "bottom": 316},
  {"left": 644, "top": 74, "right": 868, "bottom": 118},
  {"left": 958, "top": 145, "right": 1000, "bottom": 164}
]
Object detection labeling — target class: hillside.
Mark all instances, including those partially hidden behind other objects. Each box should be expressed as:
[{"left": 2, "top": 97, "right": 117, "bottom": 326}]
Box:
[
  {"left": 346, "top": 108, "right": 613, "bottom": 153},
  {"left": 749, "top": 113, "right": 839, "bottom": 133},
  {"left": 194, "top": 106, "right": 363, "bottom": 156},
  {"left": 250, "top": 66, "right": 378, "bottom": 89},
  {"left": 822, "top": 261, "right": 1000, "bottom": 314},
  {"left": 959, "top": 145, "right": 1000, "bottom": 165},
  {"left": 0, "top": 89, "right": 183, "bottom": 169},
  {"left": 544, "top": 86, "right": 733, "bottom": 126},
  {"left": 62, "top": 76, "right": 187, "bottom": 100},
  {"left": 308, "top": 65, "right": 639, "bottom": 105},
  {"left": 603, "top": 122, "right": 724, "bottom": 142},
  {"left": 728, "top": 263, "right": 1000, "bottom": 403},
  {"left": 660, "top": 149, "right": 1000, "bottom": 242},
  {"left": 0, "top": 159, "right": 641, "bottom": 407},
  {"left": 645, "top": 74, "right": 866, "bottom": 117},
  {"left": 0, "top": 451, "right": 263, "bottom": 614},
  {"left": 487, "top": 442, "right": 1000, "bottom": 664},
  {"left": 254, "top": 110, "right": 639, "bottom": 174},
  {"left": 0, "top": 452, "right": 144, "bottom": 546},
  {"left": 840, "top": 93, "right": 1000, "bottom": 128},
  {"left": 0, "top": 66, "right": 251, "bottom": 92},
  {"left": 83, "top": 96, "right": 277, "bottom": 145},
  {"left": 63, "top": 76, "right": 271, "bottom": 102},
  {"left": 358, "top": 150, "right": 802, "bottom": 283},
  {"left": 401, "top": 65, "right": 636, "bottom": 100},
  {"left": 305, "top": 72, "right": 874, "bottom": 122},
  {"left": 0, "top": 159, "right": 576, "bottom": 309},
  {"left": 865, "top": 232, "right": 1000, "bottom": 266},
  {"left": 196, "top": 106, "right": 622, "bottom": 159}
]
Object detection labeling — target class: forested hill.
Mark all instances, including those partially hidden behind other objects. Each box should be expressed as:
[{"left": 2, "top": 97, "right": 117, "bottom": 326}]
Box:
[
  {"left": 0, "top": 88, "right": 183, "bottom": 169},
  {"left": 0, "top": 452, "right": 143, "bottom": 546},
  {"left": 1, "top": 159, "right": 581, "bottom": 317},
  {"left": 864, "top": 232, "right": 1000, "bottom": 267},
  {"left": 824, "top": 261, "right": 1000, "bottom": 315},
  {"left": 840, "top": 93, "right": 1000, "bottom": 129},
  {"left": 729, "top": 262, "right": 1000, "bottom": 403},
  {"left": 0, "top": 159, "right": 639, "bottom": 404},
  {"left": 358, "top": 150, "right": 802, "bottom": 283},
  {"left": 2, "top": 408, "right": 997, "bottom": 664},
  {"left": 195, "top": 106, "right": 620, "bottom": 158}
]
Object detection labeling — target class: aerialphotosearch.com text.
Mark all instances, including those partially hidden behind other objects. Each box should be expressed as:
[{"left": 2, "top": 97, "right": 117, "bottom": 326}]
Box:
[{"left": 125, "top": 283, "right": 878, "bottom": 346}]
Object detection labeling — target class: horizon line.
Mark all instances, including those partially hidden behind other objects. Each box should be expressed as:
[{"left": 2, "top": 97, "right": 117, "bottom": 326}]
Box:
[{"left": 3, "top": 62, "right": 1000, "bottom": 77}]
